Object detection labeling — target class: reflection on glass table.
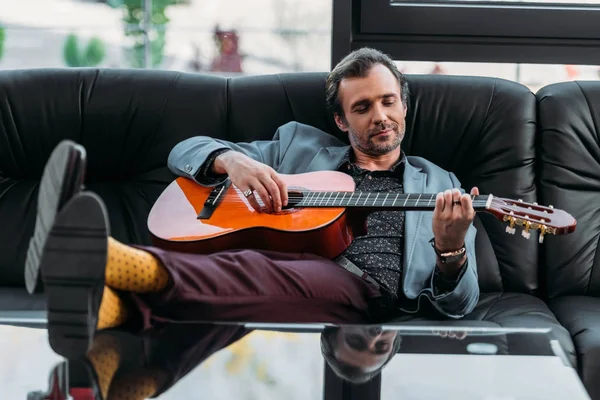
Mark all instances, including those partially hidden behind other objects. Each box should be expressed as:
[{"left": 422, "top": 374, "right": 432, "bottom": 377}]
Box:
[{"left": 0, "top": 321, "right": 588, "bottom": 400}]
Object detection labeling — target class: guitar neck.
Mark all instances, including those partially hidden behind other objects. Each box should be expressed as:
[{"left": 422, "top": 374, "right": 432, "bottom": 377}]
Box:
[{"left": 295, "top": 192, "right": 492, "bottom": 211}]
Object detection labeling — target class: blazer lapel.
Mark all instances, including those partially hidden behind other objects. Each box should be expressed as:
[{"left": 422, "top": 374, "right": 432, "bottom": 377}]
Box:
[
  {"left": 403, "top": 160, "right": 426, "bottom": 275},
  {"left": 304, "top": 145, "right": 350, "bottom": 172}
]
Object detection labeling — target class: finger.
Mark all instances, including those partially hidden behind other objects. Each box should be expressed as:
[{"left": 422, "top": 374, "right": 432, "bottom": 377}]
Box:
[
  {"left": 270, "top": 172, "right": 288, "bottom": 210},
  {"left": 456, "top": 331, "right": 467, "bottom": 340},
  {"left": 443, "top": 190, "right": 453, "bottom": 216},
  {"left": 244, "top": 188, "right": 263, "bottom": 213},
  {"left": 460, "top": 193, "right": 475, "bottom": 219},
  {"left": 451, "top": 188, "right": 461, "bottom": 206},
  {"left": 439, "top": 330, "right": 448, "bottom": 338},
  {"left": 470, "top": 186, "right": 479, "bottom": 196},
  {"left": 254, "top": 183, "right": 273, "bottom": 213},
  {"left": 434, "top": 192, "right": 444, "bottom": 215},
  {"left": 262, "top": 176, "right": 282, "bottom": 213},
  {"left": 448, "top": 331, "right": 457, "bottom": 339}
]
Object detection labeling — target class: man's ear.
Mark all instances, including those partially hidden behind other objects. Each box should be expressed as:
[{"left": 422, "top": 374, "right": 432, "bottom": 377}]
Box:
[{"left": 334, "top": 113, "right": 349, "bottom": 132}]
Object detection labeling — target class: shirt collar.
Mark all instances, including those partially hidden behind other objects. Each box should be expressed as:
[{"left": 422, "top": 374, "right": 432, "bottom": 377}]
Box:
[{"left": 337, "top": 148, "right": 406, "bottom": 175}]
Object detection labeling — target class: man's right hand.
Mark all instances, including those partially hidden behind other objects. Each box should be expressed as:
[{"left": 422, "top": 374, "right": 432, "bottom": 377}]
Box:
[{"left": 213, "top": 151, "right": 288, "bottom": 213}]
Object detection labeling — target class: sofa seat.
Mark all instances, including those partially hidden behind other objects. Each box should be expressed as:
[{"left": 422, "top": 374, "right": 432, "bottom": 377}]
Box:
[
  {"left": 549, "top": 296, "right": 600, "bottom": 399},
  {"left": 462, "top": 292, "right": 576, "bottom": 366},
  {"left": 0, "top": 288, "right": 45, "bottom": 311},
  {"left": 0, "top": 288, "right": 46, "bottom": 328}
]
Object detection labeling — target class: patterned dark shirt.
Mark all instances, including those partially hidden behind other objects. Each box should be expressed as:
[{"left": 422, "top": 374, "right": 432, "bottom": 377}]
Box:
[
  {"left": 199, "top": 148, "right": 465, "bottom": 301},
  {"left": 337, "top": 151, "right": 407, "bottom": 299}
]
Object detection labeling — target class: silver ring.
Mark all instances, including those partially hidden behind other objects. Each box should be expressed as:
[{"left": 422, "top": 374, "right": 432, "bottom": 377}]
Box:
[
  {"left": 243, "top": 189, "right": 253, "bottom": 198},
  {"left": 453, "top": 201, "right": 461, "bottom": 205}
]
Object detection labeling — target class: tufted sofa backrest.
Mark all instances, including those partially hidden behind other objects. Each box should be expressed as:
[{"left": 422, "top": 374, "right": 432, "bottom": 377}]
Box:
[{"left": 537, "top": 81, "right": 600, "bottom": 298}]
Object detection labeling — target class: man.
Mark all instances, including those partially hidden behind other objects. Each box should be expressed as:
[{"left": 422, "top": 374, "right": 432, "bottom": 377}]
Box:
[{"left": 27, "top": 48, "right": 479, "bottom": 375}]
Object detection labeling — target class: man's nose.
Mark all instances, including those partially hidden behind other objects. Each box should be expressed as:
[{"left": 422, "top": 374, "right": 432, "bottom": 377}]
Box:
[
  {"left": 367, "top": 326, "right": 383, "bottom": 337},
  {"left": 372, "top": 104, "right": 387, "bottom": 124}
]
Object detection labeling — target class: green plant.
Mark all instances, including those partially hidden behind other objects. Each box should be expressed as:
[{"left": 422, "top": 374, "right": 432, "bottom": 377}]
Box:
[
  {"left": 108, "top": 0, "right": 177, "bottom": 68},
  {"left": 63, "top": 34, "right": 106, "bottom": 67},
  {"left": 0, "top": 26, "right": 5, "bottom": 62}
]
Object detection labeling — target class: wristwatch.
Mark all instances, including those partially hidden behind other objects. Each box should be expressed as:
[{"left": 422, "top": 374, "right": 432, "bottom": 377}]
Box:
[{"left": 429, "top": 238, "right": 466, "bottom": 264}]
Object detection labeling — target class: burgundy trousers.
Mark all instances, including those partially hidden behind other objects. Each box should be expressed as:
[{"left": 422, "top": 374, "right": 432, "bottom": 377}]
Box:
[{"left": 127, "top": 246, "right": 383, "bottom": 331}]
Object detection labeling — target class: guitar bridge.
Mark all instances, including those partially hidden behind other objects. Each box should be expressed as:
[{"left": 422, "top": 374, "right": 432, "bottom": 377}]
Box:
[{"left": 197, "top": 179, "right": 232, "bottom": 219}]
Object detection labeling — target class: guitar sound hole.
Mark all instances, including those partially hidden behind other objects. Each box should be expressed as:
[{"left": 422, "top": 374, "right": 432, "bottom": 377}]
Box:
[{"left": 284, "top": 189, "right": 304, "bottom": 209}]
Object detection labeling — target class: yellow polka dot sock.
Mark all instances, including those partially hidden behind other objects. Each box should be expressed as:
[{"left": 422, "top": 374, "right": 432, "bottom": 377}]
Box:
[
  {"left": 105, "top": 237, "right": 170, "bottom": 293},
  {"left": 97, "top": 286, "right": 129, "bottom": 330},
  {"left": 107, "top": 369, "right": 163, "bottom": 400},
  {"left": 85, "top": 335, "right": 122, "bottom": 400}
]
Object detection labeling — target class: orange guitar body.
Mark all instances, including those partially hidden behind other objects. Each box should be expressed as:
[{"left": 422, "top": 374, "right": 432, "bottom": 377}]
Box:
[{"left": 147, "top": 171, "right": 357, "bottom": 259}]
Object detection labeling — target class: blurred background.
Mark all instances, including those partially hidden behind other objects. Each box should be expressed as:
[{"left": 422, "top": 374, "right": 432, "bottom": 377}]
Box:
[{"left": 1, "top": 0, "right": 599, "bottom": 92}]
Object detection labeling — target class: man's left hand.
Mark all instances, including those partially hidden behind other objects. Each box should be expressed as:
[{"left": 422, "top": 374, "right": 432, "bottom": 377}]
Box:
[{"left": 432, "top": 187, "right": 479, "bottom": 252}]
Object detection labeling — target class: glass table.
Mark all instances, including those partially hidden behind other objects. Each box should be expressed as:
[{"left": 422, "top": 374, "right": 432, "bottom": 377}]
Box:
[{"left": 0, "top": 319, "right": 590, "bottom": 400}]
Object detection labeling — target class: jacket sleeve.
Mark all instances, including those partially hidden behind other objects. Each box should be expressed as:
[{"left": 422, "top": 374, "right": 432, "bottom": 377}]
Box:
[
  {"left": 427, "top": 172, "right": 480, "bottom": 319},
  {"left": 167, "top": 136, "right": 282, "bottom": 187}
]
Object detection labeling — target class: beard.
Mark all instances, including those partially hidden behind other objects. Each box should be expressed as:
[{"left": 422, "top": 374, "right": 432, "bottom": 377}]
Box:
[{"left": 349, "top": 121, "right": 404, "bottom": 156}]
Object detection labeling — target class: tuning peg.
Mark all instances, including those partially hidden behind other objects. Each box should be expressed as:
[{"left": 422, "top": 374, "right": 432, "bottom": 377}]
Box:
[
  {"left": 505, "top": 216, "right": 516, "bottom": 235},
  {"left": 522, "top": 220, "right": 531, "bottom": 239},
  {"left": 549, "top": 205, "right": 554, "bottom": 209},
  {"left": 539, "top": 225, "right": 547, "bottom": 244},
  {"left": 518, "top": 199, "right": 523, "bottom": 202},
  {"left": 533, "top": 202, "right": 538, "bottom": 205}
]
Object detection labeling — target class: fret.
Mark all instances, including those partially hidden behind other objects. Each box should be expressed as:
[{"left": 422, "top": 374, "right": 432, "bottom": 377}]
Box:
[
  {"left": 340, "top": 192, "right": 347, "bottom": 206},
  {"left": 355, "top": 192, "right": 362, "bottom": 206},
  {"left": 415, "top": 193, "right": 422, "bottom": 206},
  {"left": 325, "top": 192, "right": 333, "bottom": 206},
  {"left": 373, "top": 193, "right": 380, "bottom": 207},
  {"left": 317, "top": 192, "right": 325, "bottom": 206},
  {"left": 427, "top": 194, "right": 433, "bottom": 206},
  {"left": 363, "top": 193, "right": 370, "bottom": 206},
  {"left": 332, "top": 192, "right": 339, "bottom": 206},
  {"left": 403, "top": 194, "right": 409, "bottom": 206},
  {"left": 393, "top": 193, "right": 399, "bottom": 206},
  {"left": 306, "top": 191, "right": 315, "bottom": 206},
  {"left": 382, "top": 193, "right": 389, "bottom": 207}
]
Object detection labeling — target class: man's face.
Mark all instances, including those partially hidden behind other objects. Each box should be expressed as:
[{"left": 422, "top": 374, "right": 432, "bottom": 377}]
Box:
[
  {"left": 334, "top": 326, "right": 397, "bottom": 372},
  {"left": 334, "top": 63, "right": 407, "bottom": 157}
]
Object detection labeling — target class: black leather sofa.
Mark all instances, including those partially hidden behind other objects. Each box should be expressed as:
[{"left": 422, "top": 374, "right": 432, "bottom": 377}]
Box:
[
  {"left": 0, "top": 68, "right": 594, "bottom": 396},
  {"left": 537, "top": 81, "right": 600, "bottom": 400}
]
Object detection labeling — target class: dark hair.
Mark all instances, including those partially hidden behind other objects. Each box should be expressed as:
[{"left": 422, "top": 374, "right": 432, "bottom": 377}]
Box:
[
  {"left": 325, "top": 47, "right": 410, "bottom": 119},
  {"left": 320, "top": 327, "right": 403, "bottom": 384}
]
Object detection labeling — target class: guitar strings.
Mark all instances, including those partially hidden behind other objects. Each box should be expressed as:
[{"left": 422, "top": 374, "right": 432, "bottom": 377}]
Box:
[{"left": 209, "top": 195, "right": 491, "bottom": 208}]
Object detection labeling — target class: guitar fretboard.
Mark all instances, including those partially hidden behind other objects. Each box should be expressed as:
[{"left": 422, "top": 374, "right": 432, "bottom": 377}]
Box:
[{"left": 295, "top": 192, "right": 490, "bottom": 210}]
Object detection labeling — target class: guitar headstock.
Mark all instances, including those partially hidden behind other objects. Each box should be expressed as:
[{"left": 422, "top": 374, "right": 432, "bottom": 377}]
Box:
[{"left": 485, "top": 196, "right": 577, "bottom": 243}]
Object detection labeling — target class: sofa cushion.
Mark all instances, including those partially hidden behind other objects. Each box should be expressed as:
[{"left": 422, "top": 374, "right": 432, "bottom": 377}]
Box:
[
  {"left": 549, "top": 296, "right": 600, "bottom": 399},
  {"left": 390, "top": 292, "right": 575, "bottom": 366},
  {"left": 463, "top": 292, "right": 576, "bottom": 366},
  {"left": 0, "top": 288, "right": 45, "bottom": 311}
]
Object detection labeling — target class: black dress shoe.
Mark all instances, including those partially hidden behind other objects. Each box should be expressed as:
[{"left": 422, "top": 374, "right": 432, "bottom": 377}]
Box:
[
  {"left": 25, "top": 139, "right": 86, "bottom": 294},
  {"left": 41, "top": 191, "right": 110, "bottom": 360}
]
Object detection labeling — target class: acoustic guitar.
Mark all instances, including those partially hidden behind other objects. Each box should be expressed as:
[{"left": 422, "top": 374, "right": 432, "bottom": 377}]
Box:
[{"left": 147, "top": 170, "right": 576, "bottom": 259}]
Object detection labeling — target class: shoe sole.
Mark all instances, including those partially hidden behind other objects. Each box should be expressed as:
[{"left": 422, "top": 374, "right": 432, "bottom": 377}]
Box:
[
  {"left": 25, "top": 140, "right": 86, "bottom": 294},
  {"left": 41, "top": 192, "right": 109, "bottom": 360}
]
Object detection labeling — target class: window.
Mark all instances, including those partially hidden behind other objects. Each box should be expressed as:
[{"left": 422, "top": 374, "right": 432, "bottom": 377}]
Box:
[
  {"left": 333, "top": 0, "right": 600, "bottom": 67},
  {"left": 2, "top": 0, "right": 333, "bottom": 75},
  {"left": 395, "top": 60, "right": 600, "bottom": 92}
]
